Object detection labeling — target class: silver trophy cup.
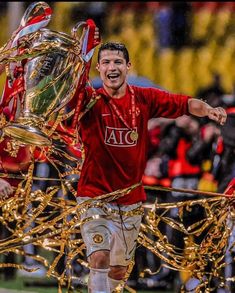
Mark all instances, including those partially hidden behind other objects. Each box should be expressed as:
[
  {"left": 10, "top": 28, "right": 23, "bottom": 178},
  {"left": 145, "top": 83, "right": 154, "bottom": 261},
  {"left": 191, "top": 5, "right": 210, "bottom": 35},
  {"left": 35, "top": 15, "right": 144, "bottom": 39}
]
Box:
[{"left": 0, "top": 2, "right": 95, "bottom": 146}]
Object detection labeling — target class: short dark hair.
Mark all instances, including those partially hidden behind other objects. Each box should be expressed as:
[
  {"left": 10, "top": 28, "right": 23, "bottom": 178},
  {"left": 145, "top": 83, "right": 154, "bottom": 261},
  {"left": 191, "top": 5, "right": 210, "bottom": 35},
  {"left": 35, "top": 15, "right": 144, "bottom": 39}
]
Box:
[{"left": 97, "top": 42, "right": 130, "bottom": 63}]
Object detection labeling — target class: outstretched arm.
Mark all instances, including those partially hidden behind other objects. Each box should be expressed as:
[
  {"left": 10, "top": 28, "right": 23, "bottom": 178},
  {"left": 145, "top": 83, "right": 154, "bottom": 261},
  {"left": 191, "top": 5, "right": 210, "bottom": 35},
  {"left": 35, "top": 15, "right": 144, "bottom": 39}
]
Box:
[{"left": 188, "top": 98, "right": 227, "bottom": 125}]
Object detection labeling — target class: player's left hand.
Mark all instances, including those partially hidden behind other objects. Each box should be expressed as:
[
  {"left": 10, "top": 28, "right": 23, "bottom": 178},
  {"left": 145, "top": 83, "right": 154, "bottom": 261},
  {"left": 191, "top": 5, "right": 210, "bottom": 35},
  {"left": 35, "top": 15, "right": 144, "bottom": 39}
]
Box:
[{"left": 207, "top": 107, "right": 227, "bottom": 125}]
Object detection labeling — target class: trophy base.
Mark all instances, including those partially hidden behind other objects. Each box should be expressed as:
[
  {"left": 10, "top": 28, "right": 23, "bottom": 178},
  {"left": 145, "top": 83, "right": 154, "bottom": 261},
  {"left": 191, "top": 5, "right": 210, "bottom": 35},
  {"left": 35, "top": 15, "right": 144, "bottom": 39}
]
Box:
[{"left": 3, "top": 124, "right": 52, "bottom": 146}]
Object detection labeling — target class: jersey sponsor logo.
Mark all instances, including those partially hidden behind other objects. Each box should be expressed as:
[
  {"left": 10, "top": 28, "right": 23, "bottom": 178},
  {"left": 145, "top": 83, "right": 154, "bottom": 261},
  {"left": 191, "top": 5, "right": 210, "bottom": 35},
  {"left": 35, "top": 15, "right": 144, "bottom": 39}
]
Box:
[{"left": 104, "top": 126, "right": 137, "bottom": 147}]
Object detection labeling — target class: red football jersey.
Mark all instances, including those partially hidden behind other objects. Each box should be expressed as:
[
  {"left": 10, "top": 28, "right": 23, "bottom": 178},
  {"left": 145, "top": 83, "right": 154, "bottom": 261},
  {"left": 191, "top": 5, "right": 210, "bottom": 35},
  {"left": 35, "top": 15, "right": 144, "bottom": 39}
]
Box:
[{"left": 77, "top": 85, "right": 190, "bottom": 205}]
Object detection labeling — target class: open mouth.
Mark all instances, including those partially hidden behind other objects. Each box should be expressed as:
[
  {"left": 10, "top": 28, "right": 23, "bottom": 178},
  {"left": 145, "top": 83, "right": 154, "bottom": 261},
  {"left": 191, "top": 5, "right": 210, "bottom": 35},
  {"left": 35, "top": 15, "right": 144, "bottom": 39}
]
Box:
[{"left": 107, "top": 73, "right": 119, "bottom": 81}]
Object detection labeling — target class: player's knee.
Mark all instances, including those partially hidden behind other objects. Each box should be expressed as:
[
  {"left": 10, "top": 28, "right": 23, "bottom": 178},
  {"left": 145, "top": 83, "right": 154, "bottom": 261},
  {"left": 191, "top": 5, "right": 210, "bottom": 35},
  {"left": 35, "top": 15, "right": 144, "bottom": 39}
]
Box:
[
  {"left": 109, "top": 265, "right": 127, "bottom": 280},
  {"left": 89, "top": 250, "right": 110, "bottom": 269}
]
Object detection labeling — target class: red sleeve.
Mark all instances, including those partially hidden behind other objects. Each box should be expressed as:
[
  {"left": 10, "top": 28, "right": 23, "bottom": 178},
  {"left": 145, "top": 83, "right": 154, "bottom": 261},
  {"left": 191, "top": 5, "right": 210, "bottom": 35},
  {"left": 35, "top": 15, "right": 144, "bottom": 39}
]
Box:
[{"left": 134, "top": 86, "right": 191, "bottom": 119}]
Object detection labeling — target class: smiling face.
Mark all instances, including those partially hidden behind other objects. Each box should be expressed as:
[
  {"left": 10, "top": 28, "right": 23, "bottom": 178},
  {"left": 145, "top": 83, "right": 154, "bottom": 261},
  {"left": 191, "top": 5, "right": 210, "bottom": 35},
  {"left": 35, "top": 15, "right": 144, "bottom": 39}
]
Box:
[{"left": 96, "top": 49, "right": 131, "bottom": 97}]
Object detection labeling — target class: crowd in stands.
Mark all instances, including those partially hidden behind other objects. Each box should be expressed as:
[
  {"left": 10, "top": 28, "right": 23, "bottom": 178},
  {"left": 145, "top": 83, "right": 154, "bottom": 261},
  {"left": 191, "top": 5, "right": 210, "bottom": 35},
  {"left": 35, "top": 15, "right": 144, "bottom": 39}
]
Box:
[{"left": 140, "top": 74, "right": 235, "bottom": 291}]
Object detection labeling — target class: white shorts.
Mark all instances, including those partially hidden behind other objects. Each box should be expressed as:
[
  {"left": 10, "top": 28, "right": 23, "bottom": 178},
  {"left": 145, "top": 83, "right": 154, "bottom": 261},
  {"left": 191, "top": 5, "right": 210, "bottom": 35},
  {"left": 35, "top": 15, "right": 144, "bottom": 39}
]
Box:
[{"left": 77, "top": 197, "right": 143, "bottom": 267}]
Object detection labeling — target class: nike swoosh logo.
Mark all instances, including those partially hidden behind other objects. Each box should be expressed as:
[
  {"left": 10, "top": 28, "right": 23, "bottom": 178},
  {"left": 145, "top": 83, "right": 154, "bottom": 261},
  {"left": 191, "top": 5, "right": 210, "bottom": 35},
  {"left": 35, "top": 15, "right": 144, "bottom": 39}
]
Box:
[{"left": 102, "top": 113, "right": 111, "bottom": 117}]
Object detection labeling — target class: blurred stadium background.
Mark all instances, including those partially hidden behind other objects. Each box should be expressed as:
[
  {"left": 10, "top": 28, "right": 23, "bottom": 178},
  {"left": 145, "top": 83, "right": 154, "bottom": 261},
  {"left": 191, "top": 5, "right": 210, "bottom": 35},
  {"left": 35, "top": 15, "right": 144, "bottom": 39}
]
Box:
[{"left": 0, "top": 2, "right": 235, "bottom": 97}]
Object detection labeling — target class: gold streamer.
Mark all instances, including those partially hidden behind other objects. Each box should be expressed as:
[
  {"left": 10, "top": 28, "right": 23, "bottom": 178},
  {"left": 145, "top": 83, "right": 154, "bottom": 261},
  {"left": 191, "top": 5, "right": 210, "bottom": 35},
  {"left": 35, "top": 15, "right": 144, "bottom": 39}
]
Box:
[{"left": 0, "top": 126, "right": 234, "bottom": 293}]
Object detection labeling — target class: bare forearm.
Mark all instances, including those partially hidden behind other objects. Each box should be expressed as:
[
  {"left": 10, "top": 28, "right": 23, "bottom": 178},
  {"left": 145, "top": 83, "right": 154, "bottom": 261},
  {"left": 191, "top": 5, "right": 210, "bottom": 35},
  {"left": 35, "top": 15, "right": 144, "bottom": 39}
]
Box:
[
  {"left": 188, "top": 98, "right": 227, "bottom": 125},
  {"left": 188, "top": 98, "right": 212, "bottom": 116}
]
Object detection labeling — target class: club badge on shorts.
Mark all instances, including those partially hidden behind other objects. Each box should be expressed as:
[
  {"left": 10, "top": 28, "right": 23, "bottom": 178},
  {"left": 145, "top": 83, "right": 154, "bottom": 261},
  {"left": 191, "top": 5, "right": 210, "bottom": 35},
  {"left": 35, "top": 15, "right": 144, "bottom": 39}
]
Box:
[{"left": 93, "top": 234, "right": 103, "bottom": 244}]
